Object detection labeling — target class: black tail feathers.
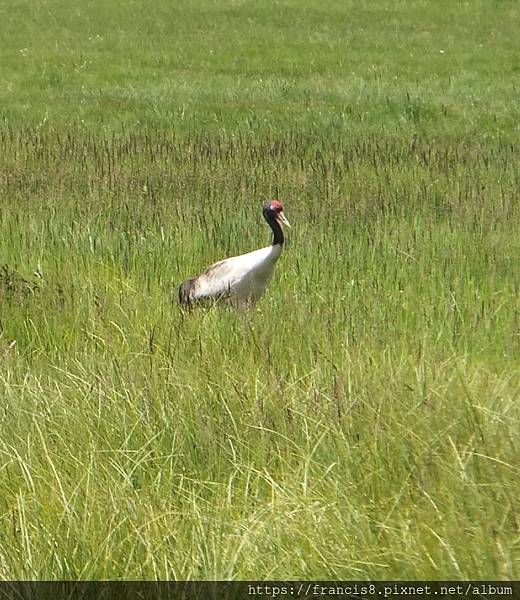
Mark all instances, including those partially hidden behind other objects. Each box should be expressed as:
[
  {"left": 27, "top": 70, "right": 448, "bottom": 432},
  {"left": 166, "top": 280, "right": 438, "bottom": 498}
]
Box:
[{"left": 178, "top": 278, "right": 196, "bottom": 306}]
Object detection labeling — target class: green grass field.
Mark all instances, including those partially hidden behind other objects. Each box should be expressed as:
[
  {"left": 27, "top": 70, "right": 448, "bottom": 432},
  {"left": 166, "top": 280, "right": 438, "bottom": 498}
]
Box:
[{"left": 0, "top": 0, "right": 519, "bottom": 580}]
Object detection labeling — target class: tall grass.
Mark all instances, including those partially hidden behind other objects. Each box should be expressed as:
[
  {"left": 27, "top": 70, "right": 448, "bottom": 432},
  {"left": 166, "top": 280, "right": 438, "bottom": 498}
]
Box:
[{"left": 0, "top": 128, "right": 518, "bottom": 578}]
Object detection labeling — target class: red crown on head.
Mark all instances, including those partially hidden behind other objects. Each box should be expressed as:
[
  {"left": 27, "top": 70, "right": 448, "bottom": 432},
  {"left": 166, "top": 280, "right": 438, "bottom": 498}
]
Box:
[{"left": 269, "top": 200, "right": 283, "bottom": 212}]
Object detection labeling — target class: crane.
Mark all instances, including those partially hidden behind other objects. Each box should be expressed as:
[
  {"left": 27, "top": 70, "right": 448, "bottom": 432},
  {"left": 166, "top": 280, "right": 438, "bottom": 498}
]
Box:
[{"left": 178, "top": 201, "right": 290, "bottom": 307}]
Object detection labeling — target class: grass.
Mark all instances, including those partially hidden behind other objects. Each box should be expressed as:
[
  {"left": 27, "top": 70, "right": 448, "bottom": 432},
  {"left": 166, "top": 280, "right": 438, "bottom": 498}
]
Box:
[
  {"left": 1, "top": 0, "right": 520, "bottom": 136},
  {"left": 0, "top": 0, "right": 519, "bottom": 581}
]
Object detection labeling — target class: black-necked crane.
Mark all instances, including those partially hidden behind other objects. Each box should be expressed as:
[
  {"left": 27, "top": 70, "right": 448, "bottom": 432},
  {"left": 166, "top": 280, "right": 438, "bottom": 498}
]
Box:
[{"left": 178, "top": 201, "right": 291, "bottom": 307}]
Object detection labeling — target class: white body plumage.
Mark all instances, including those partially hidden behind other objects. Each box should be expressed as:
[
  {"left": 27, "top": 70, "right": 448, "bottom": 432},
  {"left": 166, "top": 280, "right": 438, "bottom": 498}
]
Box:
[{"left": 186, "top": 245, "right": 282, "bottom": 304}]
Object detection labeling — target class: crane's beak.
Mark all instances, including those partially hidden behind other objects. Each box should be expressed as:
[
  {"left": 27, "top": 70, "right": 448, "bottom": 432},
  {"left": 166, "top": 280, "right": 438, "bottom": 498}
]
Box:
[{"left": 277, "top": 211, "right": 291, "bottom": 228}]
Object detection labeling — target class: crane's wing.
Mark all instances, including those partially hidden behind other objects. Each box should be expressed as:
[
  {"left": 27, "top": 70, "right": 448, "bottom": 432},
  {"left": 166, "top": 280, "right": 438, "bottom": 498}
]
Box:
[{"left": 180, "top": 259, "right": 238, "bottom": 304}]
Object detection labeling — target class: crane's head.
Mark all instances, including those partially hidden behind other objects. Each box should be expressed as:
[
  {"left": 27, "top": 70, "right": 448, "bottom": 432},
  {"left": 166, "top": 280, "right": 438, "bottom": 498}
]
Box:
[{"left": 263, "top": 200, "right": 291, "bottom": 228}]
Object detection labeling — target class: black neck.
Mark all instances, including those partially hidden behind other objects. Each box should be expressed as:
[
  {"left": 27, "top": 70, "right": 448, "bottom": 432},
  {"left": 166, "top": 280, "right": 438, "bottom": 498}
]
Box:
[{"left": 263, "top": 210, "right": 284, "bottom": 246}]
